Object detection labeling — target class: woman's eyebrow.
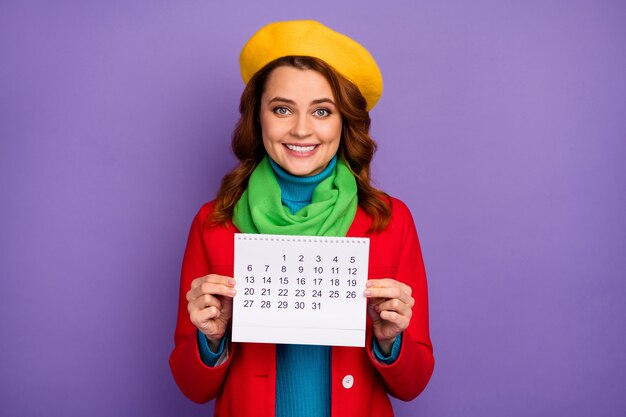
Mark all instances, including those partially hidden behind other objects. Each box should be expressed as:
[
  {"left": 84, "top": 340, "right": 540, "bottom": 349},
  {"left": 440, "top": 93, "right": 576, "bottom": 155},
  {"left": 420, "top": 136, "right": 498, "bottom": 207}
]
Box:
[
  {"left": 268, "top": 97, "right": 336, "bottom": 106},
  {"left": 268, "top": 97, "right": 295, "bottom": 105},
  {"left": 311, "top": 98, "right": 336, "bottom": 106}
]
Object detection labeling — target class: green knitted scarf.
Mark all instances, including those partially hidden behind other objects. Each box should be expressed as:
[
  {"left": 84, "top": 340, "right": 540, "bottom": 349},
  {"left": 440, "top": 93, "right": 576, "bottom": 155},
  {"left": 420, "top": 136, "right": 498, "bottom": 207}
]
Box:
[{"left": 232, "top": 156, "right": 358, "bottom": 236}]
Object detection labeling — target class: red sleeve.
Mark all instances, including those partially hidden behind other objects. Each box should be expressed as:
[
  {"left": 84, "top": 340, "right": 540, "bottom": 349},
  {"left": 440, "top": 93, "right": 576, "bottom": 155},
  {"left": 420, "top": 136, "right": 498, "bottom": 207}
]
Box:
[
  {"left": 367, "top": 199, "right": 435, "bottom": 400},
  {"left": 168, "top": 206, "right": 235, "bottom": 403}
]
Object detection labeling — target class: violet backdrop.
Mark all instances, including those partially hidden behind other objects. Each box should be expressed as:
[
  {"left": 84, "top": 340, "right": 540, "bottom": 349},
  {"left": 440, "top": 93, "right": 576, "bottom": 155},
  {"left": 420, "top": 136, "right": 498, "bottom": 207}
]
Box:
[{"left": 1, "top": 1, "right": 625, "bottom": 416}]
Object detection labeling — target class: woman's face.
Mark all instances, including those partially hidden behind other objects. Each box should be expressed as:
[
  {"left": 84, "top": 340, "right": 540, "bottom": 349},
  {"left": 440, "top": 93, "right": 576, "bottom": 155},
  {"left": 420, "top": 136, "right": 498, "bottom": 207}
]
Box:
[{"left": 259, "top": 65, "right": 342, "bottom": 177}]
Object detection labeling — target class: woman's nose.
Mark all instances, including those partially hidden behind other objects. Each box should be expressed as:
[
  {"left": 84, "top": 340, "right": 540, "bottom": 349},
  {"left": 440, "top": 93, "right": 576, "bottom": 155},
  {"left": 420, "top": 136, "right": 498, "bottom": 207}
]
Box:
[{"left": 289, "top": 114, "right": 312, "bottom": 138}]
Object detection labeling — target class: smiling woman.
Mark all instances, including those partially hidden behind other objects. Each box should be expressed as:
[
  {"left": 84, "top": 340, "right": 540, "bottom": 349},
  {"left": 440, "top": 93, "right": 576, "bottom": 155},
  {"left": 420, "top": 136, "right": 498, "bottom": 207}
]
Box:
[
  {"left": 169, "top": 20, "right": 434, "bottom": 417},
  {"left": 260, "top": 66, "right": 342, "bottom": 177},
  {"left": 212, "top": 54, "right": 390, "bottom": 231}
]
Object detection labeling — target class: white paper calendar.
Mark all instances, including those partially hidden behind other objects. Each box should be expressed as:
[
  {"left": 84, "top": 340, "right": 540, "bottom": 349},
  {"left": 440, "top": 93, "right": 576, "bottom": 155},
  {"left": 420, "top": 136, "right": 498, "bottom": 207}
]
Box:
[{"left": 232, "top": 233, "right": 370, "bottom": 347}]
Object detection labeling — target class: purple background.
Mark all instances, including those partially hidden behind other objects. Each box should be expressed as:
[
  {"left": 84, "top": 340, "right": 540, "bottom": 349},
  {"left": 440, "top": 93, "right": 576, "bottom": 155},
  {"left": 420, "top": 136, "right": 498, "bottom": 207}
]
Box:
[{"left": 1, "top": 1, "right": 625, "bottom": 416}]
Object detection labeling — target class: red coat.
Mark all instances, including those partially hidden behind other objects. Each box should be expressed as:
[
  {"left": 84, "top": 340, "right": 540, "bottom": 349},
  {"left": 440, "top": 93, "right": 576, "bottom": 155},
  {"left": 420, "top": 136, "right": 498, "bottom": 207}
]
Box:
[{"left": 170, "top": 198, "right": 434, "bottom": 416}]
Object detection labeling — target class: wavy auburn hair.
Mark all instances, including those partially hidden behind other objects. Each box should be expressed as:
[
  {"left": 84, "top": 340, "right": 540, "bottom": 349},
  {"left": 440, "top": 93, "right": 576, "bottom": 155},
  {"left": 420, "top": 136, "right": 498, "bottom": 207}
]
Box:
[{"left": 212, "top": 56, "right": 391, "bottom": 232}]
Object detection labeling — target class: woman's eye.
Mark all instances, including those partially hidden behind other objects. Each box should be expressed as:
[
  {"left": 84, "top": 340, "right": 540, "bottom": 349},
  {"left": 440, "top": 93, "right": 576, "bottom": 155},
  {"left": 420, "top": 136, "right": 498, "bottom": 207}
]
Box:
[
  {"left": 314, "top": 108, "right": 330, "bottom": 117},
  {"left": 273, "top": 106, "right": 290, "bottom": 115}
]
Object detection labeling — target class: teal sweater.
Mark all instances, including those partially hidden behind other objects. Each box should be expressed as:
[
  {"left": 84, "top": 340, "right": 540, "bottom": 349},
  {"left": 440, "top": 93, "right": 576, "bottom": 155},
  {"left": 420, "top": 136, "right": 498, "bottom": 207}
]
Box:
[{"left": 197, "top": 155, "right": 401, "bottom": 416}]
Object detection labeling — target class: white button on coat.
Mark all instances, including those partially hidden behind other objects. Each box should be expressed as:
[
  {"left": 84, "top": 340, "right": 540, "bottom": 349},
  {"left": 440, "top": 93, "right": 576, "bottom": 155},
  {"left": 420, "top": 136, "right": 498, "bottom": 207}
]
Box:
[{"left": 342, "top": 374, "right": 354, "bottom": 389}]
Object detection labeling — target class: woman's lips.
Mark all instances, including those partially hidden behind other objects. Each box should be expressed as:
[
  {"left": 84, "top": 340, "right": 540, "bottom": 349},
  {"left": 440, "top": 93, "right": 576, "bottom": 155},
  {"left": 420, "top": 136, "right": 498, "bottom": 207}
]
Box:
[{"left": 283, "top": 143, "right": 319, "bottom": 156}]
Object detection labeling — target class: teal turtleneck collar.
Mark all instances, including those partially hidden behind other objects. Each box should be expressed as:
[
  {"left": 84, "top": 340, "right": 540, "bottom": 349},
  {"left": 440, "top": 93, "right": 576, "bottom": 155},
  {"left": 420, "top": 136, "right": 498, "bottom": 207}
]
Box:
[{"left": 268, "top": 155, "right": 338, "bottom": 214}]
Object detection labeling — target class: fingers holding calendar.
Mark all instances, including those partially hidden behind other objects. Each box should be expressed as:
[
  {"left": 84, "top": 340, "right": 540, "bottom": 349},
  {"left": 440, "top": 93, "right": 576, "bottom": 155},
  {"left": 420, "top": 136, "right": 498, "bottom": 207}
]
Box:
[
  {"left": 365, "top": 278, "right": 415, "bottom": 353},
  {"left": 186, "top": 274, "right": 237, "bottom": 345}
]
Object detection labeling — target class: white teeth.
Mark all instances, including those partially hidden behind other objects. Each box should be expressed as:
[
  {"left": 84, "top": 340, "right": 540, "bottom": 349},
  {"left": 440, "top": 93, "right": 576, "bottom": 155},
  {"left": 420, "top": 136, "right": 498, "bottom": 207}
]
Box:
[{"left": 286, "top": 144, "right": 316, "bottom": 152}]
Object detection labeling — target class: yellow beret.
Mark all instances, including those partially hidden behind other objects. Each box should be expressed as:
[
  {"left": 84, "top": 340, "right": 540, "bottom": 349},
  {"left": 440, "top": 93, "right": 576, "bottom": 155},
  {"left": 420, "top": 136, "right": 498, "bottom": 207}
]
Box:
[{"left": 239, "top": 20, "right": 383, "bottom": 111}]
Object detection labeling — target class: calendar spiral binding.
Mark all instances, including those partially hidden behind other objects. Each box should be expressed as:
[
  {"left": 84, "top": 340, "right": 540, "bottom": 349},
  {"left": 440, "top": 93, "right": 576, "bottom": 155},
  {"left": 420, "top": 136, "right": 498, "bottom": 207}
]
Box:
[{"left": 235, "top": 233, "right": 369, "bottom": 244}]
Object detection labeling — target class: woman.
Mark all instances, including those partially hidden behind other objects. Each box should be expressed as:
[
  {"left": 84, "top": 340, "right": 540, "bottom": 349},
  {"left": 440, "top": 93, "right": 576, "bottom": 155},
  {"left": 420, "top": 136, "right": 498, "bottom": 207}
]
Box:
[{"left": 170, "top": 20, "right": 434, "bottom": 417}]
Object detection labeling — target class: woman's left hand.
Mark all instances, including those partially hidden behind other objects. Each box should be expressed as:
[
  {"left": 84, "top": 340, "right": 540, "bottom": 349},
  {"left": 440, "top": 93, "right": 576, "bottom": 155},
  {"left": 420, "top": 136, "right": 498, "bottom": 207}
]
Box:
[{"left": 364, "top": 278, "right": 415, "bottom": 355}]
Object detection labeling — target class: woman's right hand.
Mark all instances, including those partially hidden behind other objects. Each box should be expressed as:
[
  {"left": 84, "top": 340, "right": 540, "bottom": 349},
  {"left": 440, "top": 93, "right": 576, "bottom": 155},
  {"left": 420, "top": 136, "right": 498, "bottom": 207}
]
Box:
[{"left": 186, "top": 274, "right": 236, "bottom": 348}]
